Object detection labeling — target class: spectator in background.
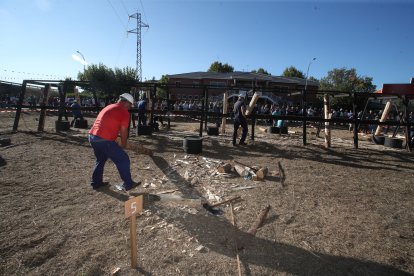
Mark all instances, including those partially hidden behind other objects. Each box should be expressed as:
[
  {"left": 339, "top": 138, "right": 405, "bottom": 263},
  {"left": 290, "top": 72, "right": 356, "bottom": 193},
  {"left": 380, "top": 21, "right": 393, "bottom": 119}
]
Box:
[
  {"left": 137, "top": 97, "right": 147, "bottom": 126},
  {"left": 232, "top": 93, "right": 248, "bottom": 146},
  {"left": 70, "top": 101, "right": 84, "bottom": 127}
]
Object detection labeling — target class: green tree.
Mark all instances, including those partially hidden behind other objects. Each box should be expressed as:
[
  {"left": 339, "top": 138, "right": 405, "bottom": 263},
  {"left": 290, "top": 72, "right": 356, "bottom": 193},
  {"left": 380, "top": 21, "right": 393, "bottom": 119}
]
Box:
[
  {"left": 282, "top": 66, "right": 305, "bottom": 79},
  {"left": 319, "top": 67, "right": 376, "bottom": 110},
  {"left": 251, "top": 68, "right": 270, "bottom": 75},
  {"left": 156, "top": 75, "right": 169, "bottom": 99},
  {"left": 207, "top": 61, "right": 234, "bottom": 73},
  {"left": 77, "top": 63, "right": 137, "bottom": 99}
]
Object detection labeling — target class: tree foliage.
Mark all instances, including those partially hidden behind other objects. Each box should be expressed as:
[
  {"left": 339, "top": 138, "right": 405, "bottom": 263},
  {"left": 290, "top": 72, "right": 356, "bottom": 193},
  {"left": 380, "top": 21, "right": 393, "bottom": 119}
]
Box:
[
  {"left": 77, "top": 63, "right": 137, "bottom": 99},
  {"left": 319, "top": 67, "right": 376, "bottom": 110},
  {"left": 207, "top": 61, "right": 234, "bottom": 73},
  {"left": 156, "top": 75, "right": 169, "bottom": 99},
  {"left": 251, "top": 68, "right": 270, "bottom": 75},
  {"left": 282, "top": 66, "right": 305, "bottom": 79}
]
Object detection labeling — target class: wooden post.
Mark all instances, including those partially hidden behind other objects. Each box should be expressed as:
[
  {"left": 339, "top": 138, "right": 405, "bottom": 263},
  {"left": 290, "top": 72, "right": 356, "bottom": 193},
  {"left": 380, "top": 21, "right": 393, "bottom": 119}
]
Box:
[
  {"left": 374, "top": 100, "right": 392, "bottom": 136},
  {"left": 404, "top": 96, "right": 412, "bottom": 152},
  {"left": 230, "top": 203, "right": 242, "bottom": 276},
  {"left": 129, "top": 215, "right": 138, "bottom": 268},
  {"left": 38, "top": 84, "right": 50, "bottom": 131},
  {"left": 324, "top": 94, "right": 331, "bottom": 148},
  {"left": 221, "top": 92, "right": 228, "bottom": 134},
  {"left": 199, "top": 88, "right": 206, "bottom": 137},
  {"left": 353, "top": 92, "right": 359, "bottom": 149},
  {"left": 166, "top": 87, "right": 171, "bottom": 129},
  {"left": 302, "top": 90, "right": 307, "bottom": 146},
  {"left": 204, "top": 89, "right": 209, "bottom": 131},
  {"left": 12, "top": 80, "right": 27, "bottom": 132},
  {"left": 124, "top": 196, "right": 143, "bottom": 269}
]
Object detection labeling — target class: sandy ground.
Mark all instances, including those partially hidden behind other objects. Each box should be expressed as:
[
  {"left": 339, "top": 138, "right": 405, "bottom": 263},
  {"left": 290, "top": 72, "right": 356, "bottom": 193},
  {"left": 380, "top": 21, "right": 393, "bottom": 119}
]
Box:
[{"left": 0, "top": 110, "right": 413, "bottom": 275}]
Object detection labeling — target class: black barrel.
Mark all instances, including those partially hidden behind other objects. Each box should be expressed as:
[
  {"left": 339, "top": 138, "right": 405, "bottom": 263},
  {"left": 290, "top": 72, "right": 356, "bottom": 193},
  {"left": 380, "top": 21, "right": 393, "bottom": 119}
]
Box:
[
  {"left": 137, "top": 125, "right": 152, "bottom": 136},
  {"left": 207, "top": 126, "right": 219, "bottom": 136},
  {"left": 183, "top": 135, "right": 202, "bottom": 154},
  {"left": 55, "top": 120, "right": 70, "bottom": 131},
  {"left": 384, "top": 137, "right": 403, "bottom": 149},
  {"left": 372, "top": 135, "right": 385, "bottom": 145},
  {"left": 280, "top": 126, "right": 288, "bottom": 134},
  {"left": 268, "top": 126, "right": 280, "bottom": 134},
  {"left": 74, "top": 119, "right": 88, "bottom": 129},
  {"left": 0, "top": 138, "right": 11, "bottom": 147}
]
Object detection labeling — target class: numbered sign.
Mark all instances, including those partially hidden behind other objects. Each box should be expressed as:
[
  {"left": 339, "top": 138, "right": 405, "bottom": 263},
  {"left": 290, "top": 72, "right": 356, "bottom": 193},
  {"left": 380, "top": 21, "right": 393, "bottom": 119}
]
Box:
[{"left": 124, "top": 196, "right": 143, "bottom": 218}]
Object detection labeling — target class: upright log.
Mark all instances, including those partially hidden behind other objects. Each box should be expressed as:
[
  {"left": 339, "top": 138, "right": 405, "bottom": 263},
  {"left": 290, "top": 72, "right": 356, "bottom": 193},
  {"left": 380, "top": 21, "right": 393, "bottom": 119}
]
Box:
[
  {"left": 12, "top": 80, "right": 27, "bottom": 132},
  {"left": 375, "top": 100, "right": 392, "bottom": 136},
  {"left": 37, "top": 84, "right": 50, "bottom": 131},
  {"left": 324, "top": 94, "right": 331, "bottom": 148},
  {"left": 245, "top": 91, "right": 261, "bottom": 116},
  {"left": 221, "top": 92, "right": 228, "bottom": 134}
]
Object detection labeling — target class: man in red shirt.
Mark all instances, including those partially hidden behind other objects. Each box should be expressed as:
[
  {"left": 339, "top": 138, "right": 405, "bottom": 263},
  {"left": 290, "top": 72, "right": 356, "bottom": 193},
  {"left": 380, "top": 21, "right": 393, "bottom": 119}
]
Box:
[{"left": 88, "top": 93, "right": 139, "bottom": 191}]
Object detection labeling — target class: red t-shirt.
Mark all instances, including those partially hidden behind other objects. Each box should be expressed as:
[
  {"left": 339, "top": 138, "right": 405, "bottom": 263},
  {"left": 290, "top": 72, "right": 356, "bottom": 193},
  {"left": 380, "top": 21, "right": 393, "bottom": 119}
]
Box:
[{"left": 89, "top": 103, "right": 130, "bottom": 141}]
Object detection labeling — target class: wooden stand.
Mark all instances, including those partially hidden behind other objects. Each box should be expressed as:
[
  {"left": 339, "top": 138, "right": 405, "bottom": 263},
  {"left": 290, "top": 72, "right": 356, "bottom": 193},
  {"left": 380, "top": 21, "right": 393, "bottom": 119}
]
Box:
[{"left": 124, "top": 196, "right": 143, "bottom": 269}]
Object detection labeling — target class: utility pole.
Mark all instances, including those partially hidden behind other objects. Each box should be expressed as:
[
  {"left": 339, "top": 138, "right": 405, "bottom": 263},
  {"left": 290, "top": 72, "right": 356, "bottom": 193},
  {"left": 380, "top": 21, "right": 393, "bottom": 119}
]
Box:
[{"left": 128, "top": 12, "right": 149, "bottom": 82}]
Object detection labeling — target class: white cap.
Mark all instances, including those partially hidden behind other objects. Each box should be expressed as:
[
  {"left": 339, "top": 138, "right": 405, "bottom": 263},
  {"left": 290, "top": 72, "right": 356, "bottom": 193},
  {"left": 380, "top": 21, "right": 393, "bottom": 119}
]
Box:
[{"left": 120, "top": 93, "right": 134, "bottom": 105}]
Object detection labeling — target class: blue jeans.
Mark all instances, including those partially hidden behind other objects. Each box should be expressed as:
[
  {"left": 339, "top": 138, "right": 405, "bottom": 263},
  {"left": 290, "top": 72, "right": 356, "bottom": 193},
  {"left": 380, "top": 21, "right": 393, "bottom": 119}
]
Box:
[
  {"left": 233, "top": 117, "right": 248, "bottom": 145},
  {"left": 89, "top": 134, "right": 133, "bottom": 188}
]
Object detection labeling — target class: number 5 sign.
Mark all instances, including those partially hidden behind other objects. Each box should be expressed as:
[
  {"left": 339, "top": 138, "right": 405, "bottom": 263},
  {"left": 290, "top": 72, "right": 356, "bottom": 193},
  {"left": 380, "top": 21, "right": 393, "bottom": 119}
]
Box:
[
  {"left": 125, "top": 196, "right": 143, "bottom": 218},
  {"left": 124, "top": 195, "right": 143, "bottom": 269}
]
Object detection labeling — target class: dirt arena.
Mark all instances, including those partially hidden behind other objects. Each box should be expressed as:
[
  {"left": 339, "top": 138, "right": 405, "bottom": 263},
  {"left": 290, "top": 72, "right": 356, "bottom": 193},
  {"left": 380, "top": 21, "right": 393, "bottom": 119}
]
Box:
[{"left": 0, "top": 110, "right": 413, "bottom": 275}]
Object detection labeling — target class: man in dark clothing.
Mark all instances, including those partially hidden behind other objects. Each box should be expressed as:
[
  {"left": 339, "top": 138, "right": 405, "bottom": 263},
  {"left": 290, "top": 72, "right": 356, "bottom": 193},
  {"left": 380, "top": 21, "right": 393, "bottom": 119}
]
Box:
[
  {"left": 232, "top": 93, "right": 248, "bottom": 146},
  {"left": 70, "top": 101, "right": 84, "bottom": 127},
  {"left": 137, "top": 98, "right": 147, "bottom": 126}
]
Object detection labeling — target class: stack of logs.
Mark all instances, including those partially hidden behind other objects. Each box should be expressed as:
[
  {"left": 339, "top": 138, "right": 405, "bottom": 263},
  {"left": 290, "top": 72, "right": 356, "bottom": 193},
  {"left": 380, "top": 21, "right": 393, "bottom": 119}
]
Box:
[{"left": 217, "top": 162, "right": 268, "bottom": 181}]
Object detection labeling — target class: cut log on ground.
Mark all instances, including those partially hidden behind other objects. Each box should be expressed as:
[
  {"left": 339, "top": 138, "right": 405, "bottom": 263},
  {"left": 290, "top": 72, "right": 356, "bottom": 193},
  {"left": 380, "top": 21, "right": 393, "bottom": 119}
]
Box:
[
  {"left": 248, "top": 205, "right": 271, "bottom": 235},
  {"left": 255, "top": 167, "right": 268, "bottom": 180},
  {"left": 217, "top": 163, "right": 232, "bottom": 173},
  {"left": 116, "top": 138, "right": 153, "bottom": 156}
]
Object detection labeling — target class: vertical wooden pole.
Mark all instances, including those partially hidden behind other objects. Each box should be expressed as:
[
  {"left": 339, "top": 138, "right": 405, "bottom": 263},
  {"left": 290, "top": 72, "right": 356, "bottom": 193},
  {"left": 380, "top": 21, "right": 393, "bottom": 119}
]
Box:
[
  {"left": 38, "top": 84, "right": 50, "bottom": 131},
  {"left": 221, "top": 92, "right": 228, "bottom": 134},
  {"left": 404, "top": 96, "right": 412, "bottom": 152},
  {"left": 324, "top": 94, "right": 331, "bottom": 148},
  {"left": 204, "top": 89, "right": 209, "bottom": 131},
  {"left": 130, "top": 215, "right": 138, "bottom": 269},
  {"left": 374, "top": 100, "right": 392, "bottom": 136},
  {"left": 12, "top": 80, "right": 27, "bottom": 132},
  {"left": 199, "top": 88, "right": 205, "bottom": 137},
  {"left": 166, "top": 87, "right": 171, "bottom": 129},
  {"left": 302, "top": 90, "right": 307, "bottom": 146},
  {"left": 230, "top": 203, "right": 242, "bottom": 276},
  {"left": 353, "top": 92, "right": 359, "bottom": 149}
]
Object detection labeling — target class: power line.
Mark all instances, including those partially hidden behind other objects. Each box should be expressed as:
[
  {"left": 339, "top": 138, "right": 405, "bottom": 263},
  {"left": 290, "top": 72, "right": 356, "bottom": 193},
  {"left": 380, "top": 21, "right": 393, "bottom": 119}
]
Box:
[
  {"left": 106, "top": 0, "right": 128, "bottom": 31},
  {"left": 139, "top": 0, "right": 149, "bottom": 25},
  {"left": 120, "top": 0, "right": 130, "bottom": 17}
]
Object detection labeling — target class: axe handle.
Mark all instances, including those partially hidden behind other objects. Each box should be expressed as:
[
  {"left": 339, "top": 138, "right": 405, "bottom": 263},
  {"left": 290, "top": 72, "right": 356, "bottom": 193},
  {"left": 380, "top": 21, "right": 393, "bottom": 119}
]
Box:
[{"left": 211, "top": 196, "right": 241, "bottom": 207}]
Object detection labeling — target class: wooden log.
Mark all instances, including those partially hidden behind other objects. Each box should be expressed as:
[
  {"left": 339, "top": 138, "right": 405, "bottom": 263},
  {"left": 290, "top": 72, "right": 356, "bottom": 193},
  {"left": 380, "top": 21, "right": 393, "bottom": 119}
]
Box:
[
  {"left": 375, "top": 100, "right": 392, "bottom": 136},
  {"left": 255, "top": 167, "right": 268, "bottom": 180},
  {"left": 324, "top": 94, "right": 331, "bottom": 148},
  {"left": 234, "top": 164, "right": 247, "bottom": 176},
  {"left": 247, "top": 205, "right": 271, "bottom": 235},
  {"left": 217, "top": 163, "right": 232, "bottom": 173},
  {"left": 245, "top": 91, "right": 261, "bottom": 116},
  {"left": 221, "top": 92, "right": 228, "bottom": 134},
  {"left": 257, "top": 126, "right": 267, "bottom": 133},
  {"left": 116, "top": 138, "right": 153, "bottom": 156}
]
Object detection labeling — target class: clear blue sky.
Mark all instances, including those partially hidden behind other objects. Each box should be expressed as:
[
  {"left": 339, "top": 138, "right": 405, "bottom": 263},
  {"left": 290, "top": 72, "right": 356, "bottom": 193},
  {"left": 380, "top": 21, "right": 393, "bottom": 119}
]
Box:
[{"left": 1, "top": 0, "right": 413, "bottom": 89}]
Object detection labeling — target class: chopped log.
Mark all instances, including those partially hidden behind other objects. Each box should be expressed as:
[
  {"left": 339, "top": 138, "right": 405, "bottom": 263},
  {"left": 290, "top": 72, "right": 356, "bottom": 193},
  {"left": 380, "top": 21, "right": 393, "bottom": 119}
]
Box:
[
  {"left": 257, "top": 126, "right": 268, "bottom": 133},
  {"left": 255, "top": 167, "right": 268, "bottom": 180},
  {"left": 245, "top": 91, "right": 262, "bottom": 116},
  {"left": 247, "top": 205, "right": 271, "bottom": 235},
  {"left": 116, "top": 137, "right": 153, "bottom": 156},
  {"left": 234, "top": 164, "right": 247, "bottom": 176},
  {"left": 217, "top": 163, "right": 232, "bottom": 173}
]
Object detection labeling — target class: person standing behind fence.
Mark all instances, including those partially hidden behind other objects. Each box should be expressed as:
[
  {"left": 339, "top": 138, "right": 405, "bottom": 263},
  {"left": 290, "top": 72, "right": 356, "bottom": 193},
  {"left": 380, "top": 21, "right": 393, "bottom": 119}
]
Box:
[
  {"left": 232, "top": 93, "right": 248, "bottom": 146},
  {"left": 88, "top": 93, "right": 139, "bottom": 191},
  {"left": 70, "top": 101, "right": 84, "bottom": 127},
  {"left": 137, "top": 97, "right": 147, "bottom": 126}
]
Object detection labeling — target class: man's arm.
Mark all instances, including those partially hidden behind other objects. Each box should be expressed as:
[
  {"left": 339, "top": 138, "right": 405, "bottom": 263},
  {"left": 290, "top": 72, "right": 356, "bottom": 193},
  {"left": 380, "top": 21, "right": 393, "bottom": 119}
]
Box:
[
  {"left": 119, "top": 125, "right": 129, "bottom": 149},
  {"left": 241, "top": 105, "right": 247, "bottom": 118}
]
